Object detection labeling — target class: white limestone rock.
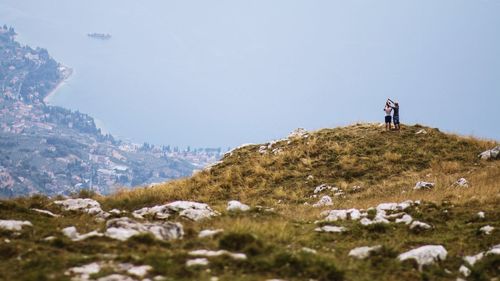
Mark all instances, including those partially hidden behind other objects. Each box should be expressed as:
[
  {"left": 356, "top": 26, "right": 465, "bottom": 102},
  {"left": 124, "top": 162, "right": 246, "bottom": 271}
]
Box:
[
  {"left": 348, "top": 245, "right": 383, "bottom": 260},
  {"left": 127, "top": 265, "right": 152, "bottom": 278},
  {"left": 479, "top": 225, "right": 494, "bottom": 235},
  {"left": 198, "top": 229, "right": 224, "bottom": 239},
  {"left": 322, "top": 209, "right": 361, "bottom": 222},
  {"left": 186, "top": 258, "right": 209, "bottom": 267},
  {"left": 0, "top": 220, "right": 32, "bottom": 231},
  {"left": 227, "top": 200, "right": 251, "bottom": 212},
  {"left": 396, "top": 214, "right": 413, "bottom": 225},
  {"left": 65, "top": 262, "right": 101, "bottom": 280},
  {"left": 398, "top": 245, "right": 447, "bottom": 270},
  {"left": 312, "top": 196, "right": 333, "bottom": 207},
  {"left": 478, "top": 146, "right": 500, "bottom": 160},
  {"left": 454, "top": 178, "right": 469, "bottom": 188},
  {"left": 360, "top": 216, "right": 390, "bottom": 226},
  {"left": 31, "top": 208, "right": 60, "bottom": 217},
  {"left": 315, "top": 225, "right": 347, "bottom": 233},
  {"left": 476, "top": 211, "right": 485, "bottom": 219},
  {"left": 459, "top": 265, "right": 471, "bottom": 277},
  {"left": 133, "top": 201, "right": 219, "bottom": 221},
  {"left": 313, "top": 184, "right": 334, "bottom": 194},
  {"left": 301, "top": 247, "right": 318, "bottom": 254},
  {"left": 62, "top": 226, "right": 103, "bottom": 241},
  {"left": 415, "top": 129, "right": 428, "bottom": 135},
  {"left": 188, "top": 249, "right": 247, "bottom": 260},
  {"left": 414, "top": 182, "right": 435, "bottom": 190},
  {"left": 97, "top": 274, "right": 137, "bottom": 281},
  {"left": 105, "top": 217, "right": 183, "bottom": 241},
  {"left": 410, "top": 221, "right": 432, "bottom": 230},
  {"left": 54, "top": 198, "right": 109, "bottom": 218},
  {"left": 288, "top": 128, "right": 308, "bottom": 139}
]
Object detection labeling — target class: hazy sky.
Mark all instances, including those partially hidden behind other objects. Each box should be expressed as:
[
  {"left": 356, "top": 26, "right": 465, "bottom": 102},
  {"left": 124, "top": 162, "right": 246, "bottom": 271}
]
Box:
[{"left": 1, "top": 0, "right": 499, "bottom": 147}]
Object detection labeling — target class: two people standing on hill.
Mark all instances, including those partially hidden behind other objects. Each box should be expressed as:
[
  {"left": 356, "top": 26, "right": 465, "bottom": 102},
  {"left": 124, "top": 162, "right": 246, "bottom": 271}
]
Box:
[{"left": 384, "top": 98, "right": 400, "bottom": 131}]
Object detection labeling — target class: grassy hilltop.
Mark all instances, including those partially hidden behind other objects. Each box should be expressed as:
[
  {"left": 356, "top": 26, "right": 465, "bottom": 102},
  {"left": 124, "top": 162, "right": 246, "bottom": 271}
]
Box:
[{"left": 1, "top": 124, "right": 499, "bottom": 281}]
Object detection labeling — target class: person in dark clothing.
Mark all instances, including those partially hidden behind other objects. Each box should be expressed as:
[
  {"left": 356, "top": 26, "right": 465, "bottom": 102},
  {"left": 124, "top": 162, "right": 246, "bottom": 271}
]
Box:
[{"left": 388, "top": 99, "right": 400, "bottom": 130}]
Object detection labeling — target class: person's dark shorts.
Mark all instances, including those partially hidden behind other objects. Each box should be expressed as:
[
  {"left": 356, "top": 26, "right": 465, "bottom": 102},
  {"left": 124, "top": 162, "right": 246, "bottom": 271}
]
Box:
[
  {"left": 385, "top": 116, "right": 392, "bottom": 123},
  {"left": 393, "top": 115, "right": 400, "bottom": 125}
]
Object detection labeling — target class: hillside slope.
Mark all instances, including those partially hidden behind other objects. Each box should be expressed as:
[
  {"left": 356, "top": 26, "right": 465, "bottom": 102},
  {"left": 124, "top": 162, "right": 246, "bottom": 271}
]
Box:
[{"left": 0, "top": 124, "right": 499, "bottom": 281}]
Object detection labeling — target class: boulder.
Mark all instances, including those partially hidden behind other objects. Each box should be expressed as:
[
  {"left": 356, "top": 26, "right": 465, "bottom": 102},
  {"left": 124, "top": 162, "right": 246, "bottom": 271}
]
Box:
[
  {"left": 463, "top": 244, "right": 500, "bottom": 266},
  {"left": 476, "top": 211, "right": 485, "bottom": 219},
  {"left": 312, "top": 196, "right": 334, "bottom": 207},
  {"left": 97, "top": 274, "right": 137, "bottom": 281},
  {"left": 105, "top": 217, "right": 183, "bottom": 241},
  {"left": 54, "top": 198, "right": 109, "bottom": 218},
  {"left": 398, "top": 245, "right": 447, "bottom": 270},
  {"left": 414, "top": 182, "right": 435, "bottom": 190},
  {"left": 315, "top": 226, "right": 347, "bottom": 233},
  {"left": 227, "top": 200, "right": 251, "bottom": 212},
  {"left": 459, "top": 265, "right": 471, "bottom": 277},
  {"left": 313, "top": 184, "right": 334, "bottom": 194},
  {"left": 0, "top": 220, "right": 32, "bottom": 231},
  {"left": 415, "top": 129, "right": 428, "bottom": 135},
  {"left": 133, "top": 201, "right": 219, "bottom": 221},
  {"left": 65, "top": 262, "right": 101, "bottom": 279},
  {"left": 478, "top": 146, "right": 500, "bottom": 160},
  {"left": 288, "top": 128, "right": 308, "bottom": 139},
  {"left": 127, "top": 265, "right": 152, "bottom": 278},
  {"left": 348, "top": 245, "right": 383, "bottom": 259}
]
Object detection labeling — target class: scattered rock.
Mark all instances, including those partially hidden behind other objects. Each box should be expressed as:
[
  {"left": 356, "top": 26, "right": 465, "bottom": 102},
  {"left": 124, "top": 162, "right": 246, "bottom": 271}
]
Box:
[
  {"left": 227, "top": 200, "right": 251, "bottom": 212},
  {"left": 54, "top": 198, "right": 109, "bottom": 218},
  {"left": 454, "top": 178, "right": 469, "bottom": 188},
  {"left": 288, "top": 128, "right": 308, "bottom": 139},
  {"left": 127, "top": 265, "right": 152, "bottom": 278},
  {"left": 348, "top": 245, "right": 383, "bottom": 260},
  {"left": 351, "top": 186, "right": 363, "bottom": 193},
  {"left": 398, "top": 245, "right": 447, "bottom": 270},
  {"left": 315, "top": 225, "right": 347, "bottom": 233},
  {"left": 360, "top": 217, "right": 389, "bottom": 226},
  {"left": 312, "top": 196, "right": 333, "bottom": 207},
  {"left": 301, "top": 247, "right": 317, "bottom": 254},
  {"left": 105, "top": 217, "right": 183, "bottom": 241},
  {"left": 97, "top": 274, "right": 136, "bottom": 281},
  {"left": 62, "top": 226, "right": 103, "bottom": 241},
  {"left": 476, "top": 211, "right": 485, "bottom": 219},
  {"left": 30, "top": 208, "right": 60, "bottom": 217},
  {"left": 479, "top": 225, "right": 494, "bottom": 235},
  {"left": 410, "top": 221, "right": 432, "bottom": 230},
  {"left": 395, "top": 214, "right": 413, "bottom": 225},
  {"left": 198, "top": 229, "right": 224, "bottom": 239},
  {"left": 377, "top": 201, "right": 414, "bottom": 212},
  {"left": 0, "top": 220, "right": 33, "bottom": 231},
  {"left": 415, "top": 129, "right": 428, "bottom": 135},
  {"left": 109, "top": 209, "right": 124, "bottom": 215},
  {"left": 307, "top": 175, "right": 314, "bottom": 181},
  {"left": 313, "top": 184, "right": 333, "bottom": 194},
  {"left": 414, "top": 182, "right": 435, "bottom": 190},
  {"left": 65, "top": 262, "right": 101, "bottom": 280},
  {"left": 133, "top": 201, "right": 219, "bottom": 221},
  {"left": 186, "top": 258, "right": 209, "bottom": 267},
  {"left": 188, "top": 249, "right": 247, "bottom": 260},
  {"left": 478, "top": 146, "right": 500, "bottom": 160},
  {"left": 459, "top": 265, "right": 471, "bottom": 277}
]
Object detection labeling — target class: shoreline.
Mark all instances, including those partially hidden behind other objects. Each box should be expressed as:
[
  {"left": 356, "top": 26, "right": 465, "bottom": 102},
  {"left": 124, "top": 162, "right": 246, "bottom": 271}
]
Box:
[{"left": 43, "top": 65, "right": 73, "bottom": 105}]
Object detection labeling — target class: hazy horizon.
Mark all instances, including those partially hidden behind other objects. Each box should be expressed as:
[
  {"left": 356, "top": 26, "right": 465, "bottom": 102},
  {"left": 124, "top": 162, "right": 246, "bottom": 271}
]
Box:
[{"left": 1, "top": 0, "right": 499, "bottom": 147}]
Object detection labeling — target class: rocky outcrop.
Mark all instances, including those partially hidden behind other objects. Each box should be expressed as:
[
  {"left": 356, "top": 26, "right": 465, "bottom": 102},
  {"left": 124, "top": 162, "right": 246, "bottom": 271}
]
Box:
[
  {"left": 312, "top": 196, "right": 333, "bottom": 207},
  {"left": 54, "top": 198, "right": 109, "bottom": 218},
  {"left": 62, "top": 226, "right": 103, "bottom": 241},
  {"left": 133, "top": 201, "right": 219, "bottom": 221},
  {"left": 105, "top": 217, "right": 183, "bottom": 241}
]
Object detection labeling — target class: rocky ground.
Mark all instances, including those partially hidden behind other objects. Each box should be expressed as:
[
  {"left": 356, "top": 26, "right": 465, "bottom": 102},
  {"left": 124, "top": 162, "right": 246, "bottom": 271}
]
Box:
[{"left": 0, "top": 124, "right": 499, "bottom": 280}]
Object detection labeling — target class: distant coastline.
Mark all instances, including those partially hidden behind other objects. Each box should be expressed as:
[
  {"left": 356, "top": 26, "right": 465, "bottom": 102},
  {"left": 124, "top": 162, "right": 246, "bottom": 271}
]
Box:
[{"left": 43, "top": 65, "right": 73, "bottom": 105}]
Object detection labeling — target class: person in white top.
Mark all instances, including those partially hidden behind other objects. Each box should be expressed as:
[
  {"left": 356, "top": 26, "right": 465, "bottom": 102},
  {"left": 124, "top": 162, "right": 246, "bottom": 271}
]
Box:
[{"left": 384, "top": 100, "right": 393, "bottom": 131}]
